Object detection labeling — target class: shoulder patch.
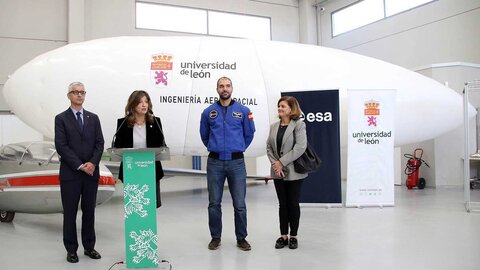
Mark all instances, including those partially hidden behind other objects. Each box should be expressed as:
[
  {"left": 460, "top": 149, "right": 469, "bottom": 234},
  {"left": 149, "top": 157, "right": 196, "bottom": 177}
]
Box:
[
  {"left": 248, "top": 112, "right": 253, "bottom": 120},
  {"left": 209, "top": 110, "right": 218, "bottom": 119}
]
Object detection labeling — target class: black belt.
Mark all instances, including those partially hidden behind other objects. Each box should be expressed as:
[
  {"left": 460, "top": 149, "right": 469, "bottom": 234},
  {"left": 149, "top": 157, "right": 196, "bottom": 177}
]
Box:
[{"left": 208, "top": 152, "right": 244, "bottom": 160}]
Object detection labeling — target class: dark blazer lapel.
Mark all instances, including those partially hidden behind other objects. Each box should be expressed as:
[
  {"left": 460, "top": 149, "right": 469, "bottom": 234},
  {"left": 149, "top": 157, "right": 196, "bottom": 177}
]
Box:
[
  {"left": 146, "top": 117, "right": 165, "bottom": 147},
  {"left": 123, "top": 121, "right": 134, "bottom": 147},
  {"left": 67, "top": 108, "right": 83, "bottom": 134},
  {"left": 146, "top": 122, "right": 154, "bottom": 147},
  {"left": 83, "top": 110, "right": 91, "bottom": 131}
]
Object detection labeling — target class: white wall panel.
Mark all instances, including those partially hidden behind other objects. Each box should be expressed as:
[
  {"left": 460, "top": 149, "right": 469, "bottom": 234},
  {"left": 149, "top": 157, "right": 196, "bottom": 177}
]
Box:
[
  {"left": 347, "top": 9, "right": 480, "bottom": 69},
  {"left": 0, "top": 0, "right": 67, "bottom": 41},
  {"left": 0, "top": 0, "right": 68, "bottom": 111},
  {"left": 318, "top": 0, "right": 480, "bottom": 68},
  {"left": 0, "top": 39, "right": 67, "bottom": 110},
  {"left": 0, "top": 39, "right": 67, "bottom": 83}
]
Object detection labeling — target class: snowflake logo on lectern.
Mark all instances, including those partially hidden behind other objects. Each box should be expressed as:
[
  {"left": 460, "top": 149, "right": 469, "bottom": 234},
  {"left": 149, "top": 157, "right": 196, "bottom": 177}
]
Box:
[
  {"left": 124, "top": 184, "right": 150, "bottom": 218},
  {"left": 129, "top": 230, "right": 159, "bottom": 265}
]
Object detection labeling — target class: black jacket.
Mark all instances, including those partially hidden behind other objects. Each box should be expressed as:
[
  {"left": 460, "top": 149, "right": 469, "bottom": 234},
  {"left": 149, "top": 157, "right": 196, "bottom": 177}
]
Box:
[
  {"left": 113, "top": 116, "right": 165, "bottom": 181},
  {"left": 55, "top": 108, "right": 104, "bottom": 182}
]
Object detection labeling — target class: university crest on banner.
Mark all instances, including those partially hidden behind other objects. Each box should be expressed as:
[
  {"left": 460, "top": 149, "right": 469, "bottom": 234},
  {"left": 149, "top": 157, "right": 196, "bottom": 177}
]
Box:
[
  {"left": 346, "top": 89, "right": 395, "bottom": 208},
  {"left": 151, "top": 53, "right": 173, "bottom": 87},
  {"left": 365, "top": 100, "right": 380, "bottom": 127}
]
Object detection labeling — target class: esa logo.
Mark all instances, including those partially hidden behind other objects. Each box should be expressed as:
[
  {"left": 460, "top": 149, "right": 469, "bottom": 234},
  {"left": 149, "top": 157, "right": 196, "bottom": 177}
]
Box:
[{"left": 300, "top": 111, "right": 332, "bottom": 122}]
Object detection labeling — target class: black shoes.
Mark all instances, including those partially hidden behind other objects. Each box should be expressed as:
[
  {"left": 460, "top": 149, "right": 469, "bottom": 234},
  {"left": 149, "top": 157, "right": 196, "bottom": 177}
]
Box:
[
  {"left": 208, "top": 238, "right": 251, "bottom": 251},
  {"left": 237, "top": 239, "right": 251, "bottom": 251},
  {"left": 84, "top": 249, "right": 102, "bottom": 259},
  {"left": 275, "top": 237, "right": 288, "bottom": 249},
  {"left": 66, "top": 252, "right": 79, "bottom": 263},
  {"left": 66, "top": 249, "right": 100, "bottom": 263},
  {"left": 208, "top": 238, "right": 221, "bottom": 250},
  {"left": 288, "top": 237, "right": 298, "bottom": 249},
  {"left": 275, "top": 237, "right": 298, "bottom": 249}
]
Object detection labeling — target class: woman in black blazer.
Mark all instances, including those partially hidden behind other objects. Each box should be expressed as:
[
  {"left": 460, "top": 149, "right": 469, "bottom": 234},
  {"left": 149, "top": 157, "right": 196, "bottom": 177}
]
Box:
[{"left": 113, "top": 90, "right": 165, "bottom": 208}]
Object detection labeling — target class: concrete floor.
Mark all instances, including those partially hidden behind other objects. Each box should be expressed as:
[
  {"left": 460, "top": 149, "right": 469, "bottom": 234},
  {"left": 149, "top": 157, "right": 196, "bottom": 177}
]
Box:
[{"left": 1, "top": 176, "right": 480, "bottom": 270}]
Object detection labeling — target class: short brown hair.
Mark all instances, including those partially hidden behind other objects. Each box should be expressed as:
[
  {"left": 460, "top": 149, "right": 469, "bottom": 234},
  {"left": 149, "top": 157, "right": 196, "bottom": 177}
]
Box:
[
  {"left": 125, "top": 90, "right": 154, "bottom": 127},
  {"left": 278, "top": 96, "right": 302, "bottom": 120}
]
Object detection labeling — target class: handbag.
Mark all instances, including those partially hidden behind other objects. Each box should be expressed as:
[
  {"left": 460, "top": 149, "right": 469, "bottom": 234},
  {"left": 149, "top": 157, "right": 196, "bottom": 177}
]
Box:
[
  {"left": 293, "top": 143, "right": 321, "bottom": 174},
  {"left": 293, "top": 129, "right": 322, "bottom": 174}
]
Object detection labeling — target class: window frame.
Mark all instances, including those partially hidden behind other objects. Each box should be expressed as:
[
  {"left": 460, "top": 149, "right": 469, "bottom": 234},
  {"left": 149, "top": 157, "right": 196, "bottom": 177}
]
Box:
[
  {"left": 135, "top": 1, "right": 208, "bottom": 35},
  {"left": 331, "top": 0, "right": 437, "bottom": 38},
  {"left": 135, "top": 1, "right": 272, "bottom": 40}
]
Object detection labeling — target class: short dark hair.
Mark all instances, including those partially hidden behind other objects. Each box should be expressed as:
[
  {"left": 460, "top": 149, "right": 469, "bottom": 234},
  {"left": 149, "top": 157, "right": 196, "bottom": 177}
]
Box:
[{"left": 216, "top": 76, "right": 232, "bottom": 88}]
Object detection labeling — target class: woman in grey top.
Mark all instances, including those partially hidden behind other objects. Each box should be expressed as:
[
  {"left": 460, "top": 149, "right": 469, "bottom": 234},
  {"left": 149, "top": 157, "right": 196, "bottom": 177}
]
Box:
[{"left": 266, "top": 96, "right": 308, "bottom": 249}]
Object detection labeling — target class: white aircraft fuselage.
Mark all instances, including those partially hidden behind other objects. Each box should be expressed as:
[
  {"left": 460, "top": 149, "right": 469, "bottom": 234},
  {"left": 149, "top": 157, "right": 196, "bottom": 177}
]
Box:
[{"left": 3, "top": 36, "right": 467, "bottom": 157}]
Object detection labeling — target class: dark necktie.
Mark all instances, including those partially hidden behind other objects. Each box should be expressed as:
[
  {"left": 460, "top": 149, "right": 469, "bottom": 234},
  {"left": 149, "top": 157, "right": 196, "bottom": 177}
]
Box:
[{"left": 76, "top": 111, "right": 83, "bottom": 130}]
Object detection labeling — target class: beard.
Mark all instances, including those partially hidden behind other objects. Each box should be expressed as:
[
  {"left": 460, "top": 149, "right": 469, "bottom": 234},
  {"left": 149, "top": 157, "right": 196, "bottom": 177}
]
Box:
[{"left": 219, "top": 91, "right": 231, "bottom": 100}]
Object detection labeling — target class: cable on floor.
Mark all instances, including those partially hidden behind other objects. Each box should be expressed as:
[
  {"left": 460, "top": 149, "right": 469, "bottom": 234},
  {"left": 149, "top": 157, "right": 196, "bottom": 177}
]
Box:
[
  {"left": 107, "top": 260, "right": 172, "bottom": 270},
  {"left": 108, "top": 260, "right": 124, "bottom": 270}
]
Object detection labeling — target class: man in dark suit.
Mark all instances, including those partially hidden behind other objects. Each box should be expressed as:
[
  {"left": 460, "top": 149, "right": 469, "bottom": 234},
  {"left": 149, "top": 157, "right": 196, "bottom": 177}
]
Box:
[{"left": 54, "top": 82, "right": 104, "bottom": 263}]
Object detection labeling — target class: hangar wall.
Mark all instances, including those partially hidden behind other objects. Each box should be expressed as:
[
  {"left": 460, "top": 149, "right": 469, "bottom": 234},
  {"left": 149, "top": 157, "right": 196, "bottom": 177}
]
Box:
[
  {"left": 318, "top": 0, "right": 480, "bottom": 68},
  {"left": 1, "top": 0, "right": 479, "bottom": 184},
  {"left": 0, "top": 0, "right": 300, "bottom": 174},
  {"left": 0, "top": 0, "right": 66, "bottom": 144},
  {"left": 0, "top": 0, "right": 300, "bottom": 113},
  {"left": 317, "top": 0, "right": 480, "bottom": 186},
  {"left": 83, "top": 0, "right": 299, "bottom": 42},
  {"left": 0, "top": 0, "right": 68, "bottom": 112}
]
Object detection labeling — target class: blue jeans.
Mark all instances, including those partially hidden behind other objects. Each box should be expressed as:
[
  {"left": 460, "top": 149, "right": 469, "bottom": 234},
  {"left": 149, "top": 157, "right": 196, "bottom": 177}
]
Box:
[{"left": 207, "top": 157, "right": 247, "bottom": 240}]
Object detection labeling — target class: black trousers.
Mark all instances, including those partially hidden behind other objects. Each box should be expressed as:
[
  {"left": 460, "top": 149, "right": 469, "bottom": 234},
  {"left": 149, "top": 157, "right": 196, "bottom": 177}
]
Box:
[
  {"left": 60, "top": 179, "right": 98, "bottom": 253},
  {"left": 273, "top": 179, "right": 304, "bottom": 236}
]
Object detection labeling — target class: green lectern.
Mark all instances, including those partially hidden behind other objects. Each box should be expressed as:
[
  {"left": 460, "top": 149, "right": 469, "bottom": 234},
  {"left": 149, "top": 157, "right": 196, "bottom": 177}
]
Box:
[{"left": 109, "top": 147, "right": 170, "bottom": 268}]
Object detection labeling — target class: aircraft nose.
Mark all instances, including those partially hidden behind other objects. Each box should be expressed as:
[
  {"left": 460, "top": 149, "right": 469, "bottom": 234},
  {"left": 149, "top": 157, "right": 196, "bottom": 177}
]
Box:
[{"left": 3, "top": 55, "right": 66, "bottom": 140}]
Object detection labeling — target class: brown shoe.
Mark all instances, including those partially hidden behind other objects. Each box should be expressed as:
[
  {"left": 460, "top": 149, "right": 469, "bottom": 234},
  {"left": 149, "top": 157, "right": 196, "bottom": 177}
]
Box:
[
  {"left": 237, "top": 239, "right": 251, "bottom": 251},
  {"left": 208, "top": 238, "right": 221, "bottom": 250}
]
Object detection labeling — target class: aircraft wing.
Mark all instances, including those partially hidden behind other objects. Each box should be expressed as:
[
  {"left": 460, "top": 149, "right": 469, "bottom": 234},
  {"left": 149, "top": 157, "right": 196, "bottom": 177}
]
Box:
[{"left": 103, "top": 161, "right": 271, "bottom": 182}]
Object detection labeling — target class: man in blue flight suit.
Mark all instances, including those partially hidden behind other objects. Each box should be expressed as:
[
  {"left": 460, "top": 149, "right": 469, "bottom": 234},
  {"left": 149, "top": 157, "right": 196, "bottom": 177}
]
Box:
[{"left": 200, "top": 76, "right": 256, "bottom": 251}]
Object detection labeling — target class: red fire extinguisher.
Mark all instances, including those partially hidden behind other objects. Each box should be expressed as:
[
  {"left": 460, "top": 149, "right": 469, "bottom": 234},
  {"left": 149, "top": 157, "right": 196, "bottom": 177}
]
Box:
[{"left": 404, "top": 148, "right": 430, "bottom": 189}]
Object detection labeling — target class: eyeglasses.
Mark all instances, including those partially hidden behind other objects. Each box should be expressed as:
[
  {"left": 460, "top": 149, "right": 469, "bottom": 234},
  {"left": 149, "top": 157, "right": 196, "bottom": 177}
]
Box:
[{"left": 68, "top": 90, "right": 87, "bottom": 96}]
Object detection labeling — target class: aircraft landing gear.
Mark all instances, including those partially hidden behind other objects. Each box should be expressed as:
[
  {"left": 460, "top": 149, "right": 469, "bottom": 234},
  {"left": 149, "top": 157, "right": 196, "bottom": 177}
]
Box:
[{"left": 0, "top": 210, "right": 15, "bottom": 222}]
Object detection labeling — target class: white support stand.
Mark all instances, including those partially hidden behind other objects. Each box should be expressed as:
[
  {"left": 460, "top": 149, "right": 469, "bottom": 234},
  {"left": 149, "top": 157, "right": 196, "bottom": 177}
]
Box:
[{"left": 463, "top": 81, "right": 480, "bottom": 212}]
